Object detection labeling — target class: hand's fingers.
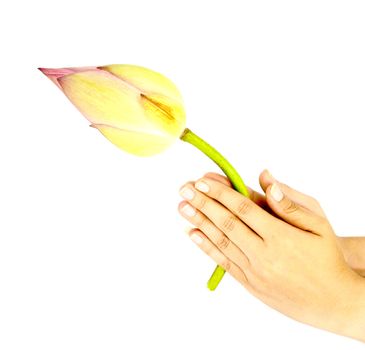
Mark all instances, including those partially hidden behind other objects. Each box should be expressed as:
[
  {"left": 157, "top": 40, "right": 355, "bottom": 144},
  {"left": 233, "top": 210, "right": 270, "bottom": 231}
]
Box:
[
  {"left": 259, "top": 169, "right": 326, "bottom": 217},
  {"left": 179, "top": 183, "right": 264, "bottom": 255},
  {"left": 185, "top": 227, "right": 249, "bottom": 286},
  {"left": 178, "top": 201, "right": 250, "bottom": 270},
  {"left": 204, "top": 172, "right": 268, "bottom": 209},
  {"left": 192, "top": 177, "right": 282, "bottom": 239},
  {"left": 266, "top": 182, "right": 330, "bottom": 235}
]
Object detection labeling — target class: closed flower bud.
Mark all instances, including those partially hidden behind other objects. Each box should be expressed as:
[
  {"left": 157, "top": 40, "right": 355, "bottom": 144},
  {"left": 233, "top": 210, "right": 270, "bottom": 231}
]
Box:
[{"left": 39, "top": 64, "right": 186, "bottom": 156}]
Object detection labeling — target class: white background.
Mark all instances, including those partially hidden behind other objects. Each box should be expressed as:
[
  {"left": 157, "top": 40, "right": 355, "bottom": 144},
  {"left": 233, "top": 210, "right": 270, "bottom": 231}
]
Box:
[{"left": 1, "top": 0, "right": 364, "bottom": 349}]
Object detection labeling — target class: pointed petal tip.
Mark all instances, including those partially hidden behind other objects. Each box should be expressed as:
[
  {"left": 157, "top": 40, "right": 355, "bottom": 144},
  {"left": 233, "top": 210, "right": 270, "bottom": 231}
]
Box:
[
  {"left": 38, "top": 67, "right": 54, "bottom": 77},
  {"left": 38, "top": 67, "right": 51, "bottom": 75},
  {"left": 37, "top": 67, "right": 72, "bottom": 79},
  {"left": 38, "top": 68, "right": 71, "bottom": 89}
]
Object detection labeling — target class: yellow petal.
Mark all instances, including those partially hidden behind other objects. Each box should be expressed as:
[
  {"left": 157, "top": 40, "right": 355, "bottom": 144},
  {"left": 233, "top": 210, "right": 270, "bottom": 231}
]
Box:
[
  {"left": 58, "top": 70, "right": 152, "bottom": 132},
  {"left": 91, "top": 124, "right": 175, "bottom": 157},
  {"left": 98, "top": 64, "right": 183, "bottom": 103},
  {"left": 55, "top": 66, "right": 186, "bottom": 157},
  {"left": 99, "top": 64, "right": 186, "bottom": 138},
  {"left": 140, "top": 93, "right": 186, "bottom": 138}
]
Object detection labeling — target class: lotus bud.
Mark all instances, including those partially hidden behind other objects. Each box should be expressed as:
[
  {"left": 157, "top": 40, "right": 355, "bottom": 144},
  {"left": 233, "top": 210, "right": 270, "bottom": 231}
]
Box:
[{"left": 39, "top": 64, "right": 186, "bottom": 156}]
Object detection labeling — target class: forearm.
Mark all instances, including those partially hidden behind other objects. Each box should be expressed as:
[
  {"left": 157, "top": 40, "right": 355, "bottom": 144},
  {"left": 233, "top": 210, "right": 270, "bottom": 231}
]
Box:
[{"left": 338, "top": 237, "right": 365, "bottom": 277}]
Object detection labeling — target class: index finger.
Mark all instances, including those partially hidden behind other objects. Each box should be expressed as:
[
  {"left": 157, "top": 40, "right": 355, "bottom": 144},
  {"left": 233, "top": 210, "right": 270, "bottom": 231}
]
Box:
[
  {"left": 194, "top": 177, "right": 282, "bottom": 238},
  {"left": 204, "top": 172, "right": 268, "bottom": 209}
]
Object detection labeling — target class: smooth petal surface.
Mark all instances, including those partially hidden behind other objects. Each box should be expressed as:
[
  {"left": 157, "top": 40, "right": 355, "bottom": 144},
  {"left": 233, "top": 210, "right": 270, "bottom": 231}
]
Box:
[
  {"left": 58, "top": 70, "right": 154, "bottom": 132},
  {"left": 99, "top": 64, "right": 186, "bottom": 137},
  {"left": 91, "top": 124, "right": 175, "bottom": 156},
  {"left": 98, "top": 64, "right": 183, "bottom": 103}
]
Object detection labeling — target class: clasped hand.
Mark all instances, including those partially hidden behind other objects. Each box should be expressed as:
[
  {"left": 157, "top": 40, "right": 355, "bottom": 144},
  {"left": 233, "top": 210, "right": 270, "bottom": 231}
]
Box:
[{"left": 178, "top": 170, "right": 365, "bottom": 342}]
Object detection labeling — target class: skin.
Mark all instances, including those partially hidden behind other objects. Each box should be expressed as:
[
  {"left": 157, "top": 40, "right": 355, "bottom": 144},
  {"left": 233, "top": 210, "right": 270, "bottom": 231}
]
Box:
[{"left": 178, "top": 170, "right": 365, "bottom": 342}]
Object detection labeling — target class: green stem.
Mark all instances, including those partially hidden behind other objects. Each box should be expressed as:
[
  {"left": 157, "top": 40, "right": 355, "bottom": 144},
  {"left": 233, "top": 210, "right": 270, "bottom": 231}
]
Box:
[{"left": 180, "top": 128, "right": 249, "bottom": 291}]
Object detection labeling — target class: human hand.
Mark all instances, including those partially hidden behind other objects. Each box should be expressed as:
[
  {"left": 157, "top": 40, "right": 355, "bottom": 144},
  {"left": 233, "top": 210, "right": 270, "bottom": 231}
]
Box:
[
  {"left": 205, "top": 170, "right": 365, "bottom": 277},
  {"left": 202, "top": 169, "right": 326, "bottom": 216},
  {"left": 178, "top": 171, "right": 365, "bottom": 341}
]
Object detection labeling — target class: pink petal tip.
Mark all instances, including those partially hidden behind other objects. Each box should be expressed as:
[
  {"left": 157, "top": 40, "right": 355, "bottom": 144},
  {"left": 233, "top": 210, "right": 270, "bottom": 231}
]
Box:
[
  {"left": 38, "top": 67, "right": 76, "bottom": 88},
  {"left": 38, "top": 66, "right": 99, "bottom": 89}
]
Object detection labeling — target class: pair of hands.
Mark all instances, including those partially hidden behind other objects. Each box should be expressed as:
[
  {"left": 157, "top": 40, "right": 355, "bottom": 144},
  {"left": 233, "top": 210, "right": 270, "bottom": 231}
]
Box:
[{"left": 178, "top": 170, "right": 365, "bottom": 342}]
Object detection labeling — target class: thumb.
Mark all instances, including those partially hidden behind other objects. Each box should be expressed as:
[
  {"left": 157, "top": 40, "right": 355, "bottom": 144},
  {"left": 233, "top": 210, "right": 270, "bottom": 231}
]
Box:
[
  {"left": 266, "top": 182, "right": 329, "bottom": 235},
  {"left": 260, "top": 169, "right": 326, "bottom": 217}
]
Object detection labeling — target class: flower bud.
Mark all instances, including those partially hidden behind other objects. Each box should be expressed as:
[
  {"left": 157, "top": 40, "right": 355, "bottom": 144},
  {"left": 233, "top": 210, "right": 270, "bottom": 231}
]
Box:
[{"left": 39, "top": 64, "right": 186, "bottom": 156}]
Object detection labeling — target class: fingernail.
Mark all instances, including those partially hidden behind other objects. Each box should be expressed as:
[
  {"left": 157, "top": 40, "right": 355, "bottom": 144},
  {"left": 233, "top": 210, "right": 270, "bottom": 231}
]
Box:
[
  {"left": 195, "top": 180, "right": 210, "bottom": 193},
  {"left": 190, "top": 233, "right": 203, "bottom": 245},
  {"left": 271, "top": 182, "right": 283, "bottom": 202},
  {"left": 179, "top": 186, "right": 195, "bottom": 200},
  {"left": 181, "top": 203, "right": 196, "bottom": 217}
]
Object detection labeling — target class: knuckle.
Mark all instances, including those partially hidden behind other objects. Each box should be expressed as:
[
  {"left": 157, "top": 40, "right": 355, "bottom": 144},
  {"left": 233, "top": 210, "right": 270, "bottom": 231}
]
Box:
[
  {"left": 216, "top": 235, "right": 230, "bottom": 250},
  {"left": 205, "top": 244, "right": 214, "bottom": 255},
  {"left": 196, "top": 196, "right": 207, "bottom": 210},
  {"left": 282, "top": 199, "right": 299, "bottom": 214},
  {"left": 220, "top": 259, "right": 232, "bottom": 272},
  {"left": 222, "top": 215, "right": 238, "bottom": 232},
  {"left": 197, "top": 215, "right": 209, "bottom": 229},
  {"left": 214, "top": 187, "right": 224, "bottom": 201},
  {"left": 237, "top": 199, "right": 250, "bottom": 216},
  {"left": 211, "top": 184, "right": 223, "bottom": 202}
]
